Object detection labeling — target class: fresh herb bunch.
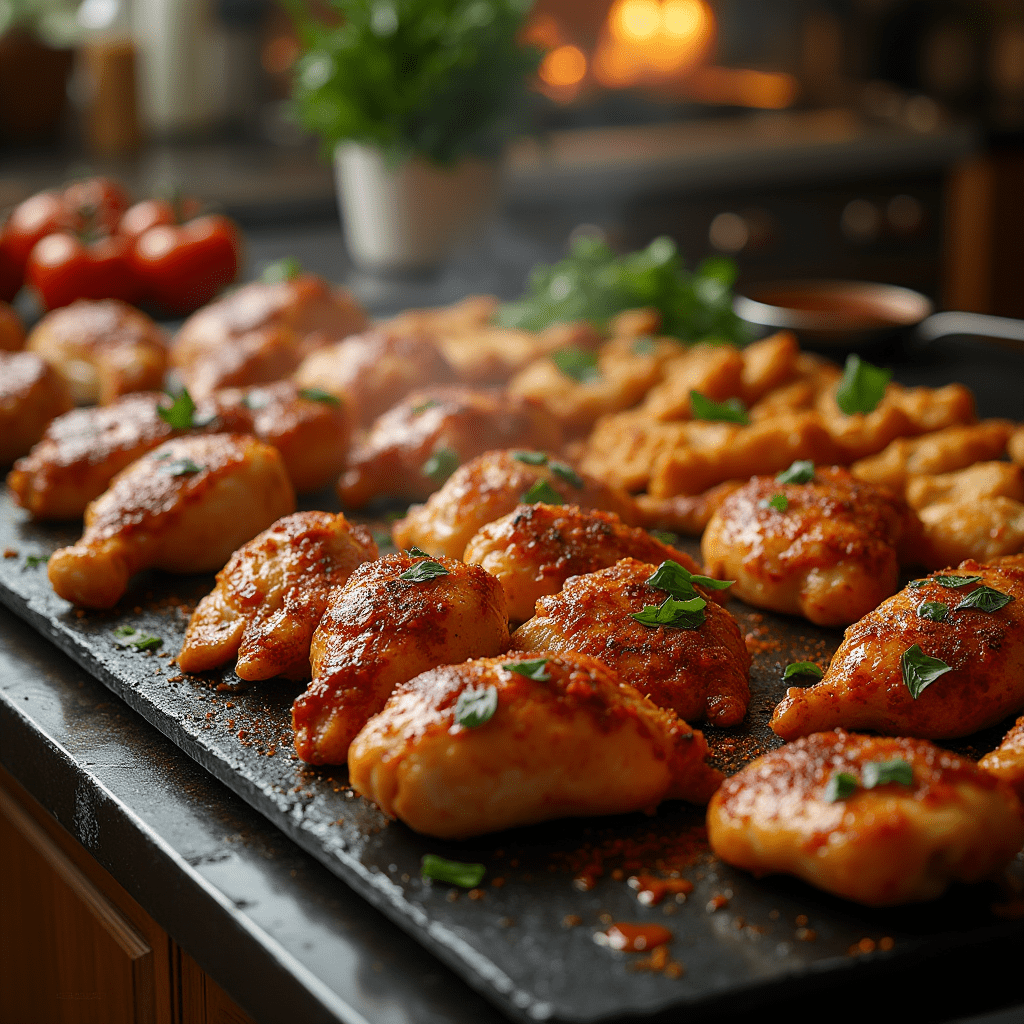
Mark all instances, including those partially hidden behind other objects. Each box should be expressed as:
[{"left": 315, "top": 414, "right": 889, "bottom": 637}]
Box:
[
  {"left": 284, "top": 0, "right": 540, "bottom": 166},
  {"left": 495, "top": 235, "right": 750, "bottom": 344}
]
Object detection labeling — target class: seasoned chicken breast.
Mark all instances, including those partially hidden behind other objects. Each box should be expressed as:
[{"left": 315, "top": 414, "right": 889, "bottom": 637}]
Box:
[
  {"left": 464, "top": 502, "right": 704, "bottom": 623},
  {"left": 708, "top": 729, "right": 1024, "bottom": 906},
  {"left": 348, "top": 651, "right": 724, "bottom": 839},
  {"left": 0, "top": 351, "right": 74, "bottom": 466},
  {"left": 292, "top": 552, "right": 509, "bottom": 765},
  {"left": 979, "top": 715, "right": 1024, "bottom": 800},
  {"left": 771, "top": 555, "right": 1024, "bottom": 740},
  {"left": 178, "top": 511, "right": 377, "bottom": 680},
  {"left": 48, "top": 434, "right": 295, "bottom": 609},
  {"left": 701, "top": 466, "right": 920, "bottom": 627},
  {"left": 392, "top": 449, "right": 639, "bottom": 560},
  {"left": 511, "top": 557, "right": 750, "bottom": 727}
]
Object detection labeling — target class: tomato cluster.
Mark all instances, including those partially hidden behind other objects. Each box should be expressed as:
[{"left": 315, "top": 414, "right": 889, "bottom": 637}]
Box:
[{"left": 0, "top": 177, "right": 241, "bottom": 315}]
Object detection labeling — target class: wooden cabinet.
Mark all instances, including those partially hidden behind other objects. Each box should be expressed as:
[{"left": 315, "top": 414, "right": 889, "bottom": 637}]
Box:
[{"left": 0, "top": 768, "right": 256, "bottom": 1024}]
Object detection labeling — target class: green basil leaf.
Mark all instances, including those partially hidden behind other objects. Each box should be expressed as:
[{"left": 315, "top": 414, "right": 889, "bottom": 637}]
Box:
[
  {"left": 112, "top": 625, "right": 163, "bottom": 651},
  {"left": 22, "top": 554, "right": 49, "bottom": 569},
  {"left": 775, "top": 460, "right": 815, "bottom": 485},
  {"left": 689, "top": 390, "right": 749, "bottom": 425},
  {"left": 954, "top": 586, "right": 1014, "bottom": 614},
  {"left": 454, "top": 684, "right": 498, "bottom": 728},
  {"left": 406, "top": 546, "right": 431, "bottom": 558},
  {"left": 645, "top": 559, "right": 733, "bottom": 599},
  {"left": 160, "top": 458, "right": 203, "bottom": 476},
  {"left": 783, "top": 661, "right": 823, "bottom": 680},
  {"left": 158, "top": 388, "right": 197, "bottom": 429},
  {"left": 502, "top": 658, "right": 551, "bottom": 682},
  {"left": 521, "top": 479, "right": 563, "bottom": 505},
  {"left": 421, "top": 854, "right": 486, "bottom": 888},
  {"left": 511, "top": 450, "right": 548, "bottom": 465},
  {"left": 824, "top": 771, "right": 859, "bottom": 802},
  {"left": 835, "top": 354, "right": 892, "bottom": 415},
  {"left": 422, "top": 447, "right": 459, "bottom": 484},
  {"left": 900, "top": 644, "right": 952, "bottom": 699},
  {"left": 549, "top": 461, "right": 584, "bottom": 489},
  {"left": 550, "top": 346, "right": 600, "bottom": 383},
  {"left": 261, "top": 257, "right": 302, "bottom": 283},
  {"left": 763, "top": 494, "right": 789, "bottom": 512},
  {"left": 412, "top": 399, "right": 440, "bottom": 415},
  {"left": 632, "top": 595, "right": 707, "bottom": 630},
  {"left": 398, "top": 560, "right": 450, "bottom": 582},
  {"left": 298, "top": 387, "right": 340, "bottom": 406},
  {"left": 862, "top": 759, "right": 914, "bottom": 789},
  {"left": 917, "top": 600, "right": 949, "bottom": 622}
]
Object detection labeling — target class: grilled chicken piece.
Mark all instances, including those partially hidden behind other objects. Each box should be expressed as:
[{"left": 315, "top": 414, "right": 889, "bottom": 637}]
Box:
[
  {"left": 337, "top": 387, "right": 562, "bottom": 509},
  {"left": 464, "top": 503, "right": 704, "bottom": 623},
  {"left": 0, "top": 351, "right": 74, "bottom": 466},
  {"left": 178, "top": 511, "right": 377, "bottom": 680},
  {"left": 292, "top": 553, "right": 509, "bottom": 765},
  {"left": 511, "top": 557, "right": 750, "bottom": 727},
  {"left": 27, "top": 299, "right": 168, "bottom": 405},
  {"left": 48, "top": 435, "right": 295, "bottom": 609},
  {"left": 635, "top": 481, "right": 744, "bottom": 537},
  {"left": 979, "top": 715, "right": 1024, "bottom": 800},
  {"left": 0, "top": 300, "right": 25, "bottom": 351},
  {"left": 701, "top": 466, "right": 920, "bottom": 627},
  {"left": 392, "top": 449, "right": 638, "bottom": 560},
  {"left": 348, "top": 651, "right": 723, "bottom": 839},
  {"left": 708, "top": 729, "right": 1024, "bottom": 906},
  {"left": 171, "top": 273, "right": 369, "bottom": 396},
  {"left": 8, "top": 381, "right": 351, "bottom": 520},
  {"left": 771, "top": 555, "right": 1024, "bottom": 740},
  {"left": 293, "top": 325, "right": 454, "bottom": 426}
]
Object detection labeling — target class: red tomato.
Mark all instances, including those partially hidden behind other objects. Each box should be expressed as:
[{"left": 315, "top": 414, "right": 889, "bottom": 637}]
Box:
[
  {"left": 62, "top": 177, "right": 131, "bottom": 234},
  {"left": 131, "top": 215, "right": 241, "bottom": 315},
  {"left": 118, "top": 197, "right": 204, "bottom": 242},
  {"left": 4, "top": 191, "right": 71, "bottom": 271},
  {"left": 26, "top": 232, "right": 138, "bottom": 310}
]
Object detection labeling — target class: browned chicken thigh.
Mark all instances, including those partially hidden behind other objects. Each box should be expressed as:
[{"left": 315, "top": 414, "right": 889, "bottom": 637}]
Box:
[
  {"left": 979, "top": 715, "right": 1024, "bottom": 800},
  {"left": 464, "top": 502, "right": 705, "bottom": 623},
  {"left": 178, "top": 511, "right": 377, "bottom": 680},
  {"left": 511, "top": 557, "right": 750, "bottom": 726},
  {"left": 48, "top": 434, "right": 295, "bottom": 609},
  {"left": 701, "top": 466, "right": 920, "bottom": 626},
  {"left": 392, "top": 449, "right": 639, "bottom": 559},
  {"left": 771, "top": 555, "right": 1024, "bottom": 740},
  {"left": 0, "top": 351, "right": 74, "bottom": 466},
  {"left": 348, "top": 650, "right": 723, "bottom": 839},
  {"left": 708, "top": 729, "right": 1024, "bottom": 906},
  {"left": 292, "top": 552, "right": 509, "bottom": 765}
]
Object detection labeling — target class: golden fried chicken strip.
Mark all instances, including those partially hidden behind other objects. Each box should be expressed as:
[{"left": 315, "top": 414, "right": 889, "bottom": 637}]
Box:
[
  {"left": 511, "top": 557, "right": 750, "bottom": 727},
  {"left": 348, "top": 651, "right": 723, "bottom": 839},
  {"left": 382, "top": 294, "right": 498, "bottom": 340},
  {"left": 635, "top": 481, "right": 743, "bottom": 537},
  {"left": 979, "top": 715, "right": 1024, "bottom": 800},
  {"left": 27, "top": 299, "right": 168, "bottom": 405},
  {"left": 1009, "top": 425, "right": 1024, "bottom": 467},
  {"left": 292, "top": 325, "right": 454, "bottom": 426},
  {"left": 48, "top": 435, "right": 295, "bottom": 609},
  {"left": 337, "top": 387, "right": 561, "bottom": 509},
  {"left": 391, "top": 449, "right": 639, "bottom": 559},
  {"left": 293, "top": 553, "right": 509, "bottom": 765},
  {"left": 771, "top": 555, "right": 1024, "bottom": 740},
  {"left": 464, "top": 503, "right": 704, "bottom": 623},
  {"left": 178, "top": 511, "right": 377, "bottom": 680},
  {"left": 708, "top": 729, "right": 1024, "bottom": 906},
  {"left": 917, "top": 497, "right": 1024, "bottom": 567},
  {"left": 701, "top": 467, "right": 920, "bottom": 626},
  {"left": 0, "top": 351, "right": 74, "bottom": 466},
  {"left": 578, "top": 411, "right": 695, "bottom": 493},
  {"left": 739, "top": 331, "right": 800, "bottom": 406},
  {"left": 905, "top": 460, "right": 1024, "bottom": 510},
  {"left": 637, "top": 342, "right": 745, "bottom": 421}
]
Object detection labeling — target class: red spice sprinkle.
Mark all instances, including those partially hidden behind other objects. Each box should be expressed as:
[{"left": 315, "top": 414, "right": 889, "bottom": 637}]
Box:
[
  {"left": 562, "top": 915, "right": 582, "bottom": 929},
  {"left": 3, "top": 548, "right": 18, "bottom": 558},
  {"left": 468, "top": 889, "right": 485, "bottom": 901},
  {"left": 879, "top": 937, "right": 895, "bottom": 950},
  {"left": 237, "top": 729, "right": 248, "bottom": 739},
  {"left": 597, "top": 923, "right": 673, "bottom": 952},
  {"left": 628, "top": 874, "right": 694, "bottom": 906},
  {"left": 706, "top": 895, "right": 729, "bottom": 913}
]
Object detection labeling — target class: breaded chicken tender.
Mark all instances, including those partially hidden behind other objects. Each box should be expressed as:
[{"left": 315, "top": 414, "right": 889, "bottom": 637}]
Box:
[
  {"left": 464, "top": 503, "right": 704, "bottom": 622},
  {"left": 0, "top": 351, "right": 74, "bottom": 466},
  {"left": 771, "top": 555, "right": 1024, "bottom": 740},
  {"left": 639, "top": 342, "right": 746, "bottom": 421},
  {"left": 511, "top": 557, "right": 750, "bottom": 726},
  {"left": 292, "top": 553, "right": 509, "bottom": 764},
  {"left": 707, "top": 729, "right": 1024, "bottom": 906},
  {"left": 979, "top": 715, "right": 1024, "bottom": 800},
  {"left": 348, "top": 651, "right": 723, "bottom": 839},
  {"left": 905, "top": 460, "right": 1024, "bottom": 510},
  {"left": 48, "top": 435, "right": 295, "bottom": 609},
  {"left": 635, "top": 481, "right": 743, "bottom": 537},
  {"left": 337, "top": 387, "right": 561, "bottom": 509},
  {"left": 701, "top": 466, "right": 920, "bottom": 626},
  {"left": 178, "top": 511, "right": 377, "bottom": 680},
  {"left": 917, "top": 497, "right": 1024, "bottom": 567},
  {"left": 392, "top": 449, "right": 639, "bottom": 559},
  {"left": 27, "top": 299, "right": 168, "bottom": 405}
]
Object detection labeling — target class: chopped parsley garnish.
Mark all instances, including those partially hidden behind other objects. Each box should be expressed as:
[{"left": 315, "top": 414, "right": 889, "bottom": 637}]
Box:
[
  {"left": 261, "top": 257, "right": 302, "bottom": 283},
  {"left": 406, "top": 546, "right": 431, "bottom": 558},
  {"left": 632, "top": 596, "right": 707, "bottom": 630},
  {"left": 160, "top": 458, "right": 203, "bottom": 476},
  {"left": 298, "top": 387, "right": 340, "bottom": 406},
  {"left": 502, "top": 658, "right": 551, "bottom": 682},
  {"left": 908, "top": 574, "right": 982, "bottom": 589},
  {"left": 917, "top": 601, "right": 949, "bottom": 622},
  {"left": 412, "top": 398, "right": 440, "bottom": 415},
  {"left": 783, "top": 661, "right": 823, "bottom": 680},
  {"left": 454, "top": 685, "right": 498, "bottom": 728},
  {"left": 824, "top": 772, "right": 859, "bottom": 802},
  {"left": 398, "top": 560, "right": 449, "bottom": 582},
  {"left": 421, "top": 854, "right": 486, "bottom": 888},
  {"left": 511, "top": 450, "right": 548, "bottom": 465},
  {"left": 689, "top": 390, "right": 749, "bottom": 425},
  {"left": 775, "top": 460, "right": 815, "bottom": 485},
  {"left": 549, "top": 461, "right": 583, "bottom": 489},
  {"left": 422, "top": 447, "right": 459, "bottom": 484},
  {"left": 901, "top": 644, "right": 952, "bottom": 699},
  {"left": 762, "top": 494, "right": 789, "bottom": 512},
  {"left": 955, "top": 586, "right": 1014, "bottom": 614},
  {"left": 23, "top": 554, "right": 49, "bottom": 569},
  {"left": 862, "top": 759, "right": 914, "bottom": 789},
  {"left": 158, "top": 388, "right": 197, "bottom": 429},
  {"left": 112, "top": 625, "right": 163, "bottom": 652},
  {"left": 521, "top": 479, "right": 563, "bottom": 505},
  {"left": 551, "top": 346, "right": 600, "bottom": 383},
  {"left": 835, "top": 354, "right": 891, "bottom": 415},
  {"left": 645, "top": 559, "right": 733, "bottom": 599}
]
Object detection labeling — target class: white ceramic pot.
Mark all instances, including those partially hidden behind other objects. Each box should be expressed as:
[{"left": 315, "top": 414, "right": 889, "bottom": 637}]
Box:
[{"left": 334, "top": 143, "right": 500, "bottom": 273}]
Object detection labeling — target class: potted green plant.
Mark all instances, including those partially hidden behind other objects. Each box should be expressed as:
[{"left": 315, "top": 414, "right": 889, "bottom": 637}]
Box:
[{"left": 283, "top": 0, "right": 539, "bottom": 273}]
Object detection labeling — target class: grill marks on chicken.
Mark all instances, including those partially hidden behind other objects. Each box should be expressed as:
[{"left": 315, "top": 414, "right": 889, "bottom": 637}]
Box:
[{"left": 348, "top": 651, "right": 723, "bottom": 839}]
